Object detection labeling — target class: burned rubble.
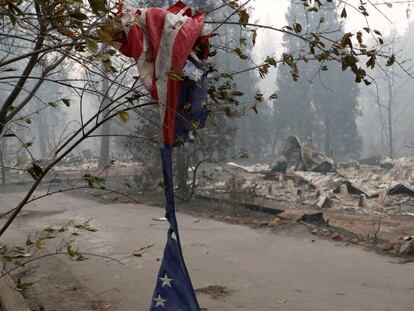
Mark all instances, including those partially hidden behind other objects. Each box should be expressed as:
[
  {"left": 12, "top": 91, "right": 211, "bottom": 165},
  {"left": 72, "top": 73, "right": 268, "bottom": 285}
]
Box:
[{"left": 197, "top": 136, "right": 414, "bottom": 218}]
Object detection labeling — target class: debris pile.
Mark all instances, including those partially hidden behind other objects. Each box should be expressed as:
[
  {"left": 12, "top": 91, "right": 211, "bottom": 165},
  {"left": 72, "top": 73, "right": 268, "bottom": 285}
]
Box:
[
  {"left": 271, "top": 136, "right": 335, "bottom": 173},
  {"left": 197, "top": 136, "right": 414, "bottom": 218}
]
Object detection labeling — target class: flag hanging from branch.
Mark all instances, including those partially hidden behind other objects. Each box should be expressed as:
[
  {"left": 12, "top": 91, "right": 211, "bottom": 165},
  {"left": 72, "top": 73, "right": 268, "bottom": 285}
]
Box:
[{"left": 111, "top": 1, "right": 211, "bottom": 310}]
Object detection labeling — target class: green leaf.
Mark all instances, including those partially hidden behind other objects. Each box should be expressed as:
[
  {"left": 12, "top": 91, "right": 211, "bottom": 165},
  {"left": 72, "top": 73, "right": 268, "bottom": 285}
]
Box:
[
  {"left": 307, "top": 6, "right": 318, "bottom": 12},
  {"left": 341, "top": 7, "right": 347, "bottom": 18},
  {"left": 88, "top": 0, "right": 108, "bottom": 15},
  {"left": 238, "top": 9, "right": 249, "bottom": 27},
  {"left": 118, "top": 111, "right": 129, "bottom": 123},
  {"left": 356, "top": 32, "right": 363, "bottom": 44},
  {"left": 231, "top": 91, "right": 244, "bottom": 97},
  {"left": 16, "top": 281, "right": 33, "bottom": 292},
  {"left": 366, "top": 55, "right": 376, "bottom": 69},
  {"left": 102, "top": 60, "right": 117, "bottom": 73},
  {"left": 269, "top": 93, "right": 278, "bottom": 100},
  {"left": 293, "top": 23, "right": 302, "bottom": 33},
  {"left": 69, "top": 11, "right": 88, "bottom": 21},
  {"left": 255, "top": 91, "right": 264, "bottom": 102},
  {"left": 27, "top": 163, "right": 43, "bottom": 180},
  {"left": 363, "top": 79, "right": 372, "bottom": 86},
  {"left": 251, "top": 29, "right": 257, "bottom": 46},
  {"left": 83, "top": 174, "right": 106, "bottom": 187},
  {"left": 98, "top": 29, "right": 114, "bottom": 43},
  {"left": 386, "top": 54, "right": 395, "bottom": 66},
  {"left": 66, "top": 244, "right": 76, "bottom": 257},
  {"left": 98, "top": 23, "right": 116, "bottom": 43},
  {"left": 133, "top": 244, "right": 155, "bottom": 257},
  {"left": 62, "top": 98, "right": 71, "bottom": 107},
  {"left": 44, "top": 227, "right": 55, "bottom": 233},
  {"left": 35, "top": 240, "right": 45, "bottom": 249},
  {"left": 241, "top": 152, "right": 250, "bottom": 159},
  {"left": 86, "top": 38, "right": 98, "bottom": 53},
  {"left": 265, "top": 56, "right": 277, "bottom": 67},
  {"left": 341, "top": 33, "right": 353, "bottom": 48},
  {"left": 233, "top": 48, "right": 248, "bottom": 60},
  {"left": 226, "top": 0, "right": 239, "bottom": 10}
]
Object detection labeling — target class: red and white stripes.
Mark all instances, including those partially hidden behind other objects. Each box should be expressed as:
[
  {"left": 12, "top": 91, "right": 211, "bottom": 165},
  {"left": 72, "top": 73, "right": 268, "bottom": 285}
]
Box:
[{"left": 116, "top": 1, "right": 207, "bottom": 145}]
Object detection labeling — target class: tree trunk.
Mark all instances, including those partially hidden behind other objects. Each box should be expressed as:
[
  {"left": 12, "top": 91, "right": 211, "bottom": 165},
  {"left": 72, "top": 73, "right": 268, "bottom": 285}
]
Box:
[
  {"left": 37, "top": 111, "right": 49, "bottom": 158},
  {"left": 387, "top": 78, "right": 394, "bottom": 159},
  {"left": 98, "top": 76, "right": 110, "bottom": 170},
  {"left": 0, "top": 3, "right": 46, "bottom": 137},
  {"left": 388, "top": 106, "right": 393, "bottom": 159},
  {"left": 0, "top": 143, "right": 5, "bottom": 185},
  {"left": 324, "top": 114, "right": 332, "bottom": 157}
]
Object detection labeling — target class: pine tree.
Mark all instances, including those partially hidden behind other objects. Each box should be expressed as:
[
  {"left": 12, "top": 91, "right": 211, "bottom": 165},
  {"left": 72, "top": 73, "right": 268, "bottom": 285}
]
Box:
[
  {"left": 275, "top": 2, "right": 362, "bottom": 159},
  {"left": 275, "top": 2, "right": 317, "bottom": 144},
  {"left": 311, "top": 3, "right": 362, "bottom": 158}
]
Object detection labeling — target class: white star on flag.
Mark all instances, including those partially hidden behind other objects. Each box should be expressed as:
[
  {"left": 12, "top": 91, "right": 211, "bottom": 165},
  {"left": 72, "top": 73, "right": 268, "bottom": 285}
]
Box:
[
  {"left": 193, "top": 68, "right": 202, "bottom": 82},
  {"left": 153, "top": 294, "right": 167, "bottom": 308},
  {"left": 160, "top": 273, "right": 173, "bottom": 287}
]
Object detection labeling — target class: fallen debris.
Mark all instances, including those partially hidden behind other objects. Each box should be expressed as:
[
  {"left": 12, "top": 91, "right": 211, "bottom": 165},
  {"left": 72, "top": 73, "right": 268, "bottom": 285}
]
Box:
[
  {"left": 300, "top": 212, "right": 327, "bottom": 226},
  {"left": 271, "top": 136, "right": 335, "bottom": 173},
  {"left": 316, "top": 196, "right": 334, "bottom": 209},
  {"left": 399, "top": 239, "right": 414, "bottom": 256}
]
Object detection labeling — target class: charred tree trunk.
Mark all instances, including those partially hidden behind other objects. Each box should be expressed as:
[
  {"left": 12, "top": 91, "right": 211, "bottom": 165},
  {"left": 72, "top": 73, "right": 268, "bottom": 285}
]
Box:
[
  {"left": 98, "top": 76, "right": 110, "bottom": 170},
  {"left": 0, "top": 143, "right": 5, "bottom": 185},
  {"left": 0, "top": 3, "right": 46, "bottom": 137},
  {"left": 37, "top": 111, "right": 49, "bottom": 159},
  {"left": 324, "top": 113, "right": 332, "bottom": 158},
  {"left": 387, "top": 77, "right": 394, "bottom": 159}
]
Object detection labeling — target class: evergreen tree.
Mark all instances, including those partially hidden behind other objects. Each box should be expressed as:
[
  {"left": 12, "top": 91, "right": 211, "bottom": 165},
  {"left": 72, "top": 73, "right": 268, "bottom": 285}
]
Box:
[
  {"left": 274, "top": 3, "right": 316, "bottom": 152},
  {"left": 275, "top": 2, "right": 361, "bottom": 159}
]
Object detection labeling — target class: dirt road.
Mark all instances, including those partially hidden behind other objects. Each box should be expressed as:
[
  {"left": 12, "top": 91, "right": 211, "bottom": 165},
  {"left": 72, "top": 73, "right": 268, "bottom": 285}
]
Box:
[{"left": 1, "top": 189, "right": 413, "bottom": 311}]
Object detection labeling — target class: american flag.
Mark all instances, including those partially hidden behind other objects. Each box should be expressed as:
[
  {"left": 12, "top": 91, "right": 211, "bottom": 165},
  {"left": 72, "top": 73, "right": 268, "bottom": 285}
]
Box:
[
  {"left": 114, "top": 0, "right": 210, "bottom": 146},
  {"left": 113, "top": 2, "right": 210, "bottom": 310}
]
